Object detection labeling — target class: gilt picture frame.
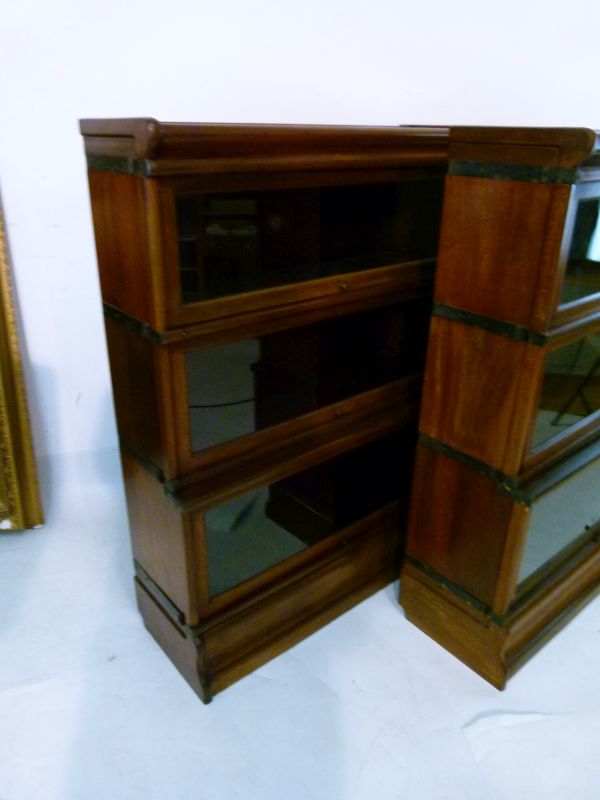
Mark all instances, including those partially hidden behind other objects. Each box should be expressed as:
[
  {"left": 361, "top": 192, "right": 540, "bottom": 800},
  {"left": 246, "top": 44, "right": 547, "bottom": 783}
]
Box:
[{"left": 0, "top": 202, "right": 42, "bottom": 530}]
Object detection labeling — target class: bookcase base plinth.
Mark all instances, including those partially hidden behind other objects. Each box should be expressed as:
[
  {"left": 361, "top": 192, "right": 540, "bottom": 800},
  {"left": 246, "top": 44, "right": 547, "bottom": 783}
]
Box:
[
  {"left": 136, "top": 515, "right": 400, "bottom": 703},
  {"left": 400, "top": 554, "right": 600, "bottom": 689}
]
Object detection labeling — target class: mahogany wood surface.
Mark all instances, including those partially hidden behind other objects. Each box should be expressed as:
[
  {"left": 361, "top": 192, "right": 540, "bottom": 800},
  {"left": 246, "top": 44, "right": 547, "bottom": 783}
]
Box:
[
  {"left": 169, "top": 399, "right": 417, "bottom": 514},
  {"left": 151, "top": 259, "right": 435, "bottom": 343},
  {"left": 419, "top": 317, "right": 545, "bottom": 475},
  {"left": 155, "top": 166, "right": 445, "bottom": 194},
  {"left": 136, "top": 509, "right": 401, "bottom": 701},
  {"left": 122, "top": 451, "right": 201, "bottom": 625},
  {"left": 172, "top": 368, "right": 422, "bottom": 478},
  {"left": 401, "top": 536, "right": 600, "bottom": 689},
  {"left": 449, "top": 126, "right": 600, "bottom": 168},
  {"left": 406, "top": 443, "right": 528, "bottom": 610},
  {"left": 87, "top": 173, "right": 157, "bottom": 326},
  {"left": 83, "top": 121, "right": 447, "bottom": 334},
  {"left": 434, "top": 177, "right": 570, "bottom": 332},
  {"left": 135, "top": 579, "right": 211, "bottom": 702},
  {"left": 80, "top": 118, "right": 449, "bottom": 166},
  {"left": 506, "top": 541, "right": 600, "bottom": 668},
  {"left": 82, "top": 119, "right": 448, "bottom": 699},
  {"left": 400, "top": 563, "right": 508, "bottom": 688},
  {"left": 201, "top": 502, "right": 404, "bottom": 618},
  {"left": 105, "top": 318, "right": 168, "bottom": 474},
  {"left": 402, "top": 126, "right": 600, "bottom": 690}
]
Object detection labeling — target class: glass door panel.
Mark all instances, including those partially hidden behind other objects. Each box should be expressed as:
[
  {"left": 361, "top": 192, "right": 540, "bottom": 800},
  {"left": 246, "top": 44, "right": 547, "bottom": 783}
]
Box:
[
  {"left": 204, "top": 432, "right": 411, "bottom": 597},
  {"left": 518, "top": 455, "right": 600, "bottom": 585},
  {"left": 530, "top": 331, "right": 600, "bottom": 450},
  {"left": 560, "top": 191, "right": 600, "bottom": 306},
  {"left": 185, "top": 302, "right": 429, "bottom": 455},
  {"left": 176, "top": 180, "right": 443, "bottom": 304}
]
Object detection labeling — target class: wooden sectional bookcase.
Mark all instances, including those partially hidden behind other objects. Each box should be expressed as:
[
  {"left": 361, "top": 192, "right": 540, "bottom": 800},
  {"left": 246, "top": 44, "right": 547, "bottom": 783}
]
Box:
[
  {"left": 401, "top": 126, "right": 600, "bottom": 688},
  {"left": 80, "top": 118, "right": 448, "bottom": 702}
]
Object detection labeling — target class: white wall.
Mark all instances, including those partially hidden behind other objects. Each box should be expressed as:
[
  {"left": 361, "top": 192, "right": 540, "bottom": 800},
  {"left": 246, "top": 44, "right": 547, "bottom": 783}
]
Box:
[{"left": 1, "top": 0, "right": 599, "bottom": 457}]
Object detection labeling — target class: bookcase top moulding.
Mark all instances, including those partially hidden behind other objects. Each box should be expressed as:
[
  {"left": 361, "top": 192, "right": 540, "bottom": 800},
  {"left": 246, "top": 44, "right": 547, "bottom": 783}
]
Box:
[
  {"left": 79, "top": 118, "right": 450, "bottom": 176},
  {"left": 448, "top": 126, "right": 600, "bottom": 175}
]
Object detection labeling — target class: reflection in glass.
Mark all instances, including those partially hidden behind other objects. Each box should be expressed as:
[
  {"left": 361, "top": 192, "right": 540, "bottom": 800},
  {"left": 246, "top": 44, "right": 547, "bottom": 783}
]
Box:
[
  {"left": 560, "top": 196, "right": 600, "bottom": 305},
  {"left": 204, "top": 433, "right": 411, "bottom": 597},
  {"left": 185, "top": 303, "right": 429, "bottom": 454},
  {"left": 518, "top": 456, "right": 600, "bottom": 585},
  {"left": 531, "top": 332, "right": 600, "bottom": 449},
  {"left": 176, "top": 181, "right": 443, "bottom": 304}
]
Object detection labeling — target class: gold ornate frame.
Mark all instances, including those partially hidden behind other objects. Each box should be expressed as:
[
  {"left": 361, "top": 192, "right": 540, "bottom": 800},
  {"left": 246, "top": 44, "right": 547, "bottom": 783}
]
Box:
[{"left": 0, "top": 204, "right": 42, "bottom": 530}]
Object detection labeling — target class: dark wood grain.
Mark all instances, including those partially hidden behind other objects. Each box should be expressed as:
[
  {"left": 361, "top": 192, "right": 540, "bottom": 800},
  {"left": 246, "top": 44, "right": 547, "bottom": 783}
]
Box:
[
  {"left": 419, "top": 316, "right": 545, "bottom": 475},
  {"left": 400, "top": 562, "right": 508, "bottom": 688},
  {"left": 122, "top": 451, "right": 201, "bottom": 625},
  {"left": 401, "top": 125, "right": 600, "bottom": 691},
  {"left": 87, "top": 172, "right": 157, "bottom": 326},
  {"left": 136, "top": 508, "right": 401, "bottom": 701},
  {"left": 400, "top": 533, "right": 600, "bottom": 689},
  {"left": 83, "top": 121, "right": 447, "bottom": 333},
  {"left": 434, "top": 176, "right": 570, "bottom": 332},
  {"left": 169, "top": 395, "right": 418, "bottom": 514},
  {"left": 158, "top": 175, "right": 443, "bottom": 330},
  {"left": 83, "top": 119, "right": 445, "bottom": 698},
  {"left": 81, "top": 118, "right": 449, "bottom": 163},
  {"left": 135, "top": 578, "right": 211, "bottom": 702},
  {"left": 406, "top": 443, "right": 528, "bottom": 610},
  {"left": 105, "top": 318, "right": 166, "bottom": 474},
  {"left": 450, "top": 126, "right": 600, "bottom": 168}
]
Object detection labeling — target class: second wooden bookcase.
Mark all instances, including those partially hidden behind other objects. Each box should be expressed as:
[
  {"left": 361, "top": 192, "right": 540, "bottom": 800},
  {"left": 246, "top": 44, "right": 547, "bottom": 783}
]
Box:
[{"left": 401, "top": 126, "right": 600, "bottom": 688}]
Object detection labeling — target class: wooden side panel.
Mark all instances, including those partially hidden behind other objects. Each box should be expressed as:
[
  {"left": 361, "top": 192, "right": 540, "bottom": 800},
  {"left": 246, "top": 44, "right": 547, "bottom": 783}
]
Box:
[
  {"left": 121, "top": 451, "right": 200, "bottom": 624},
  {"left": 87, "top": 172, "right": 156, "bottom": 325},
  {"left": 135, "top": 579, "right": 210, "bottom": 702},
  {"left": 434, "top": 177, "right": 570, "bottom": 332},
  {"left": 419, "top": 317, "right": 545, "bottom": 474},
  {"left": 400, "top": 563, "right": 508, "bottom": 688},
  {"left": 105, "top": 318, "right": 165, "bottom": 472},
  {"left": 406, "top": 443, "right": 520, "bottom": 608}
]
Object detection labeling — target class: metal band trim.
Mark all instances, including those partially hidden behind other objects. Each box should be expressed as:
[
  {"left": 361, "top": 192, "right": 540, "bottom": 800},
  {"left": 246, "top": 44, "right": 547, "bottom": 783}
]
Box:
[
  {"left": 103, "top": 304, "right": 165, "bottom": 343},
  {"left": 449, "top": 159, "right": 578, "bottom": 185},
  {"left": 419, "top": 433, "right": 532, "bottom": 506},
  {"left": 119, "top": 438, "right": 165, "bottom": 484},
  {"left": 86, "top": 154, "right": 150, "bottom": 176},
  {"left": 404, "top": 554, "right": 507, "bottom": 626},
  {"left": 433, "top": 303, "right": 547, "bottom": 346}
]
